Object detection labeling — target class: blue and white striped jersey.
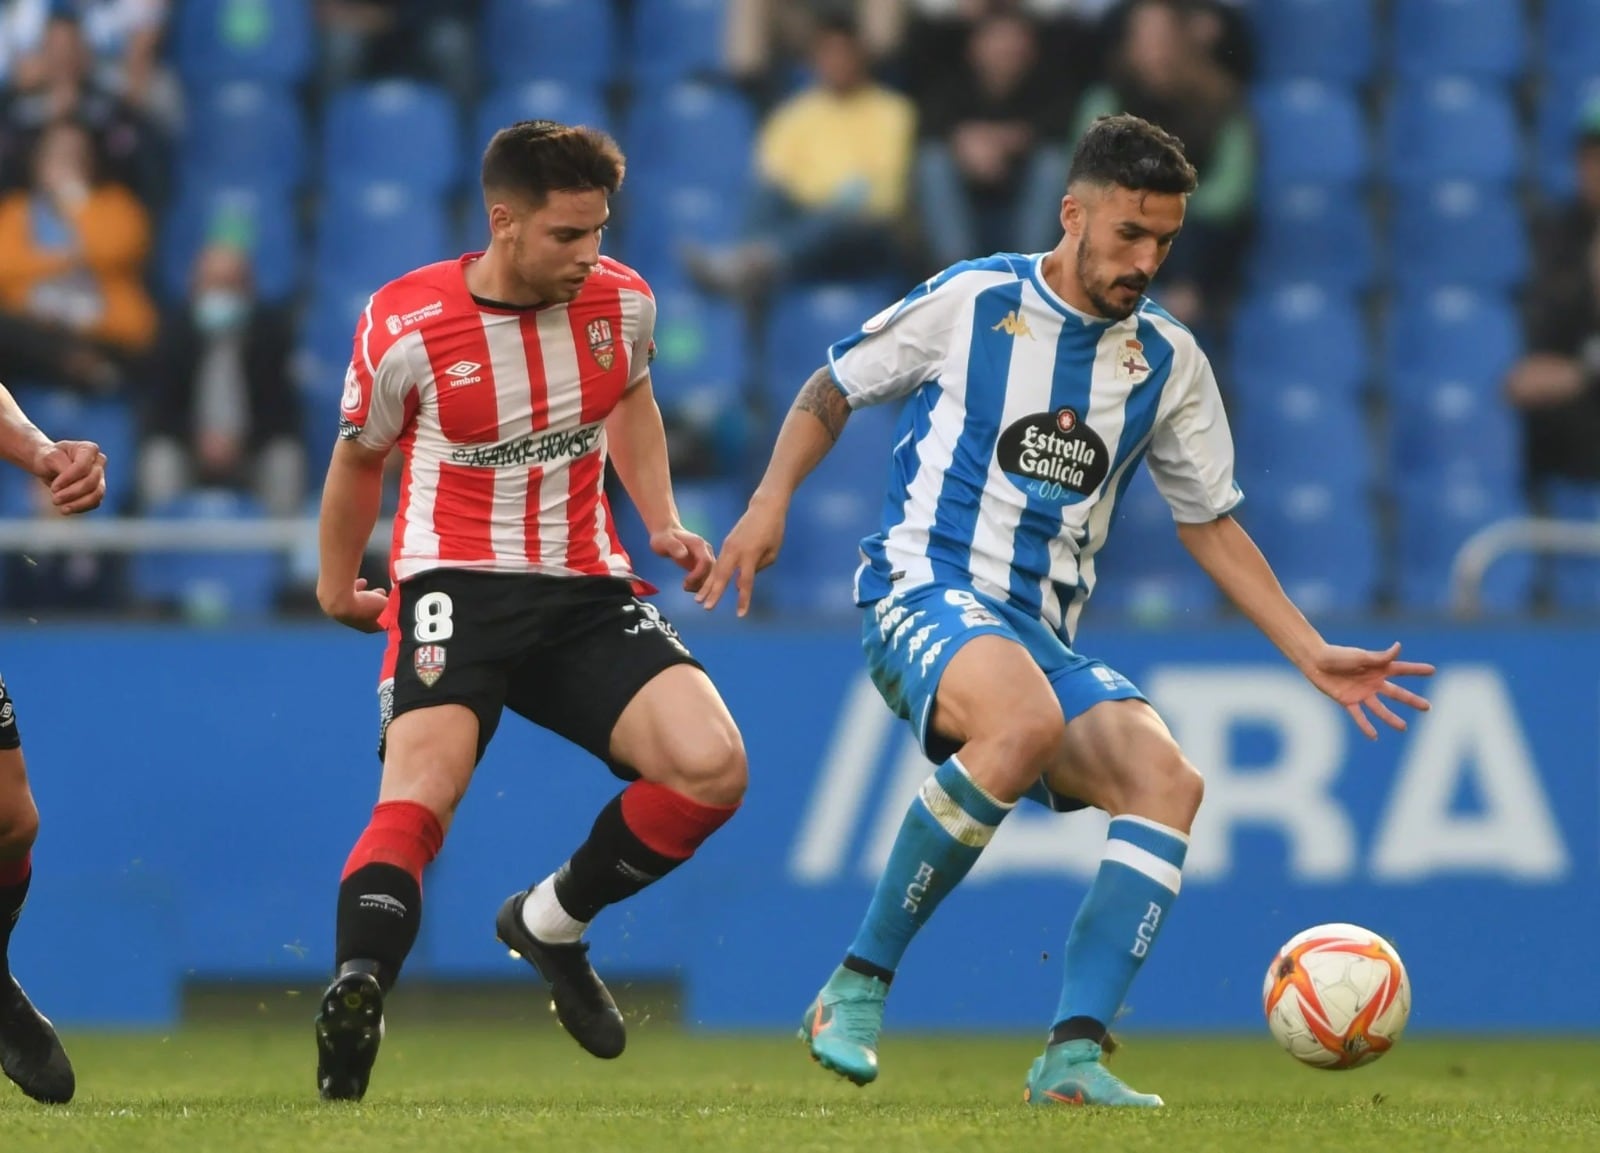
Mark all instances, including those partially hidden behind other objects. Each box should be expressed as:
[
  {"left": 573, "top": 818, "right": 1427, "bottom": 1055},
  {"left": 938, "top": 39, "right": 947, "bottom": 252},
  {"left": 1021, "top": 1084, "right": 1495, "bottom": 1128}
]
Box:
[{"left": 828, "top": 252, "right": 1242, "bottom": 643}]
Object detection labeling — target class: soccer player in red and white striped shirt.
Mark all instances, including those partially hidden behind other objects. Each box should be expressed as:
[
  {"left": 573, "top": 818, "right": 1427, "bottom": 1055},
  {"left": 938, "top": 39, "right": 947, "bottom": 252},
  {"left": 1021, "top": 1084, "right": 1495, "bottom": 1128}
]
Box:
[{"left": 313, "top": 122, "right": 746, "bottom": 1102}]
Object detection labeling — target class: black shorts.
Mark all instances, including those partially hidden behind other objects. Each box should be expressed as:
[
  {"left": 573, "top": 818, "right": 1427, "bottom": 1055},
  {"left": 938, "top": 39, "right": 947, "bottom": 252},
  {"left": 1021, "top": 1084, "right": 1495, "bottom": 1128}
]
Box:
[
  {"left": 378, "top": 569, "right": 703, "bottom": 772},
  {"left": 0, "top": 673, "right": 17, "bottom": 751}
]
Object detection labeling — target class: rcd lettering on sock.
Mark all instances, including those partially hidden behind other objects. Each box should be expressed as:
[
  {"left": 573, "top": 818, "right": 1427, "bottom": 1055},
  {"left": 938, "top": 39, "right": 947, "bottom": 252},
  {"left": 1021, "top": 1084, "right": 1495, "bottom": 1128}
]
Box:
[
  {"left": 1131, "top": 901, "right": 1162, "bottom": 958},
  {"left": 903, "top": 861, "right": 936, "bottom": 913}
]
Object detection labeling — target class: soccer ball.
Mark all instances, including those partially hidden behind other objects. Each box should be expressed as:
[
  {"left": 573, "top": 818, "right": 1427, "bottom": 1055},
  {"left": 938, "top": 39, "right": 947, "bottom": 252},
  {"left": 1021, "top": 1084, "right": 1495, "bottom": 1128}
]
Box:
[{"left": 1262, "top": 922, "right": 1411, "bottom": 1069}]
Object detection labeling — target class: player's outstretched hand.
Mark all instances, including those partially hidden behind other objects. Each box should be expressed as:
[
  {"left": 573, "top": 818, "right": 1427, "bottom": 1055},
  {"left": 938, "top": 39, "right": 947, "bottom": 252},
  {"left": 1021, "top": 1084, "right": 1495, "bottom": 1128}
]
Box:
[
  {"left": 1303, "top": 641, "right": 1435, "bottom": 740},
  {"left": 32, "top": 439, "right": 106, "bottom": 515},
  {"left": 320, "top": 577, "right": 390, "bottom": 634},
  {"left": 697, "top": 496, "right": 787, "bottom": 617},
  {"left": 651, "top": 526, "right": 715, "bottom": 593}
]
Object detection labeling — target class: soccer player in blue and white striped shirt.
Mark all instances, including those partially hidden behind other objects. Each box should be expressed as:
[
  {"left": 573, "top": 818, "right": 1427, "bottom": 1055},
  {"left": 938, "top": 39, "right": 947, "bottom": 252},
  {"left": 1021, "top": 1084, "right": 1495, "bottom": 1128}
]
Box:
[{"left": 700, "top": 115, "right": 1434, "bottom": 1107}]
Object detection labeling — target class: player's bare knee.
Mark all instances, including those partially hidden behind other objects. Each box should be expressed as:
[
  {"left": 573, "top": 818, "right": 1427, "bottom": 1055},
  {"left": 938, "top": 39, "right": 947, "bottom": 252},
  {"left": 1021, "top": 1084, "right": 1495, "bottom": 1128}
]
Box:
[
  {"left": 0, "top": 797, "right": 39, "bottom": 858},
  {"left": 668, "top": 724, "right": 748, "bottom": 808},
  {"left": 1121, "top": 750, "right": 1204, "bottom": 828},
  {"left": 969, "top": 708, "right": 1063, "bottom": 798}
]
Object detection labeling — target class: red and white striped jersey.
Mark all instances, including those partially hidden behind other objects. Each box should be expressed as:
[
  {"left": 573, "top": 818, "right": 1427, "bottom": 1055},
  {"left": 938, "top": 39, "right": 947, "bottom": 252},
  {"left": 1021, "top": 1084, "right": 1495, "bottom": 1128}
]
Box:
[{"left": 338, "top": 253, "right": 656, "bottom": 584}]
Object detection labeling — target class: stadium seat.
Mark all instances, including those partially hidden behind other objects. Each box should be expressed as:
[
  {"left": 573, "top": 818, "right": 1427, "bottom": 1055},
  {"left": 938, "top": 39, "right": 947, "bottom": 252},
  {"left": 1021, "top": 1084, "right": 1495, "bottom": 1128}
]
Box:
[
  {"left": 182, "top": 81, "right": 307, "bottom": 191},
  {"left": 631, "top": 0, "right": 728, "bottom": 86},
  {"left": 1088, "top": 467, "right": 1220, "bottom": 624},
  {"left": 129, "top": 490, "right": 284, "bottom": 619},
  {"left": 765, "top": 283, "right": 900, "bottom": 408},
  {"left": 1387, "top": 375, "right": 1521, "bottom": 487},
  {"left": 1239, "top": 480, "right": 1380, "bottom": 617},
  {"left": 159, "top": 178, "right": 301, "bottom": 303},
  {"left": 1383, "top": 79, "right": 1521, "bottom": 188},
  {"left": 1229, "top": 284, "right": 1371, "bottom": 396},
  {"left": 646, "top": 282, "right": 747, "bottom": 411},
  {"left": 1245, "top": 182, "right": 1376, "bottom": 293},
  {"left": 1384, "top": 286, "right": 1522, "bottom": 388},
  {"left": 1535, "top": 74, "right": 1600, "bottom": 200},
  {"left": 297, "top": 277, "right": 381, "bottom": 410},
  {"left": 484, "top": 0, "right": 619, "bottom": 86},
  {"left": 1251, "top": 0, "right": 1375, "bottom": 86},
  {"left": 625, "top": 82, "right": 756, "bottom": 190},
  {"left": 1542, "top": 0, "right": 1600, "bottom": 85},
  {"left": 5, "top": 388, "right": 136, "bottom": 514},
  {"left": 469, "top": 82, "right": 612, "bottom": 185},
  {"left": 1391, "top": 0, "right": 1526, "bottom": 82},
  {"left": 1229, "top": 382, "right": 1374, "bottom": 484},
  {"left": 321, "top": 82, "right": 461, "bottom": 198},
  {"left": 1252, "top": 82, "right": 1370, "bottom": 191},
  {"left": 1394, "top": 478, "right": 1531, "bottom": 613},
  {"left": 1543, "top": 479, "right": 1600, "bottom": 611},
  {"left": 1387, "top": 183, "right": 1527, "bottom": 292},
  {"left": 618, "top": 171, "right": 747, "bottom": 282},
  {"left": 173, "top": 0, "right": 313, "bottom": 86},
  {"left": 313, "top": 181, "right": 453, "bottom": 292}
]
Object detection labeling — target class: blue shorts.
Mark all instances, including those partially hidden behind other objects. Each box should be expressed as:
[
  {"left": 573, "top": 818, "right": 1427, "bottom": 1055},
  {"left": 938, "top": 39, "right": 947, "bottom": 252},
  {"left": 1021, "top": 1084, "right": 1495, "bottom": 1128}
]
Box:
[{"left": 862, "top": 583, "right": 1146, "bottom": 812}]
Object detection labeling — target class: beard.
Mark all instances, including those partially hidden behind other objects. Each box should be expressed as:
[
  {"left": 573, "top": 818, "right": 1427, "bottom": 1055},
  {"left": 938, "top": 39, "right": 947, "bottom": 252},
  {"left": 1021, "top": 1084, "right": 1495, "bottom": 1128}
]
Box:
[{"left": 1076, "top": 236, "right": 1149, "bottom": 321}]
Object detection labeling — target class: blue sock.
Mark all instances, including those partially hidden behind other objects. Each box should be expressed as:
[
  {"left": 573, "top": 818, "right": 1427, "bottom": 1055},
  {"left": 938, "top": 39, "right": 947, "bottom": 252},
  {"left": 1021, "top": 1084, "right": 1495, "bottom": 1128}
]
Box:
[
  {"left": 844, "top": 756, "right": 1015, "bottom": 978},
  {"left": 1052, "top": 816, "right": 1188, "bottom": 1039}
]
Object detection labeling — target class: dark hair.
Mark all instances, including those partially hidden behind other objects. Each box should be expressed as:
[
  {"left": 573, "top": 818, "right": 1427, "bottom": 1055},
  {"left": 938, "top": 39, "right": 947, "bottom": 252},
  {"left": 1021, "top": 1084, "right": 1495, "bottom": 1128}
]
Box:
[
  {"left": 480, "top": 120, "right": 625, "bottom": 205},
  {"left": 1067, "top": 113, "right": 1198, "bottom": 195}
]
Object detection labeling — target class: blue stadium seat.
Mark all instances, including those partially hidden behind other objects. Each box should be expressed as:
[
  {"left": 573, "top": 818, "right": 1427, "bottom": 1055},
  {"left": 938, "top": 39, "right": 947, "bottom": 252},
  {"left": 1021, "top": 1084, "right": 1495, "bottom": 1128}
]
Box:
[
  {"left": 765, "top": 284, "right": 899, "bottom": 408},
  {"left": 1543, "top": 0, "right": 1600, "bottom": 85},
  {"left": 1395, "top": 479, "right": 1531, "bottom": 613},
  {"left": 1391, "top": 0, "right": 1526, "bottom": 82},
  {"left": 1383, "top": 79, "right": 1521, "bottom": 188},
  {"left": 1535, "top": 74, "right": 1600, "bottom": 200},
  {"left": 626, "top": 82, "right": 756, "bottom": 190},
  {"left": 469, "top": 82, "right": 611, "bottom": 185},
  {"left": 298, "top": 278, "right": 382, "bottom": 411},
  {"left": 313, "top": 182, "right": 453, "bottom": 292},
  {"left": 1252, "top": 0, "right": 1375, "bottom": 86},
  {"left": 1245, "top": 182, "right": 1375, "bottom": 292},
  {"left": 1089, "top": 468, "right": 1220, "bottom": 624},
  {"left": 619, "top": 171, "right": 746, "bottom": 281},
  {"left": 1240, "top": 480, "right": 1379, "bottom": 617},
  {"left": 1543, "top": 479, "right": 1600, "bottom": 611},
  {"left": 1230, "top": 382, "right": 1374, "bottom": 483},
  {"left": 1229, "top": 284, "right": 1371, "bottom": 394},
  {"left": 159, "top": 178, "right": 301, "bottom": 303},
  {"left": 1385, "top": 286, "right": 1522, "bottom": 387},
  {"left": 129, "top": 490, "right": 284, "bottom": 619},
  {"left": 1253, "top": 82, "right": 1370, "bottom": 191},
  {"left": 173, "top": 0, "right": 313, "bottom": 86},
  {"left": 632, "top": 0, "right": 728, "bottom": 86},
  {"left": 1388, "top": 183, "right": 1527, "bottom": 291},
  {"left": 321, "top": 82, "right": 461, "bottom": 198},
  {"left": 1387, "top": 375, "right": 1521, "bottom": 487},
  {"left": 183, "top": 81, "right": 307, "bottom": 191},
  {"left": 767, "top": 404, "right": 899, "bottom": 619},
  {"left": 485, "top": 0, "right": 619, "bottom": 86},
  {"left": 647, "top": 283, "right": 746, "bottom": 410}
]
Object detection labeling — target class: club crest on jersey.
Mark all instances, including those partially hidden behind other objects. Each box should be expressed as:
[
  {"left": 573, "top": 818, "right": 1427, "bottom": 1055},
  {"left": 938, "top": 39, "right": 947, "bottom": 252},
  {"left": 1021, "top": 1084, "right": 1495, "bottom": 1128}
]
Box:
[
  {"left": 586, "top": 317, "right": 616, "bottom": 371},
  {"left": 413, "top": 644, "right": 447, "bottom": 687},
  {"left": 1117, "top": 338, "right": 1151, "bottom": 383},
  {"left": 996, "top": 406, "right": 1110, "bottom": 504}
]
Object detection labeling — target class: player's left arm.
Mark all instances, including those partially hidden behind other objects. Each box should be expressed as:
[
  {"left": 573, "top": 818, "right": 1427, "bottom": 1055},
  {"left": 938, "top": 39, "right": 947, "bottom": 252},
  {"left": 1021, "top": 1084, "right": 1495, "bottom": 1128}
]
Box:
[
  {"left": 0, "top": 380, "right": 106, "bottom": 514},
  {"left": 1148, "top": 347, "right": 1433, "bottom": 739},
  {"left": 606, "top": 374, "right": 713, "bottom": 592}
]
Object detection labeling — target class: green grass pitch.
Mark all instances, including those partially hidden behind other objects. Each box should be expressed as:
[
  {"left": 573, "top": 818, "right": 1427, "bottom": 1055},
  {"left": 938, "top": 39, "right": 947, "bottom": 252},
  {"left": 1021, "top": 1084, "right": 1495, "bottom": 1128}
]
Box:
[{"left": 2, "top": 1026, "right": 1595, "bottom": 1152}]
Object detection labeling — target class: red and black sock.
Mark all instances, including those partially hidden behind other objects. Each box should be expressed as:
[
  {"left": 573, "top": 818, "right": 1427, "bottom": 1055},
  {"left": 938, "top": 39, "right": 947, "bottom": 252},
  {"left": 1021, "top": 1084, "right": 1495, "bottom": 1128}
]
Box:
[
  {"left": 0, "top": 853, "right": 29, "bottom": 968},
  {"left": 335, "top": 801, "right": 443, "bottom": 991},
  {"left": 552, "top": 781, "right": 738, "bottom": 923}
]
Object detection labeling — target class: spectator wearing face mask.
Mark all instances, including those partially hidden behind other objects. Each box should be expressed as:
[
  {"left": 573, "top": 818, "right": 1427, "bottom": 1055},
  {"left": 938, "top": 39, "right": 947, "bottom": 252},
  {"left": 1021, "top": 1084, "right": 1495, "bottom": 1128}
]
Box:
[
  {"left": 0, "top": 115, "right": 154, "bottom": 393},
  {"left": 137, "top": 242, "right": 304, "bottom": 515}
]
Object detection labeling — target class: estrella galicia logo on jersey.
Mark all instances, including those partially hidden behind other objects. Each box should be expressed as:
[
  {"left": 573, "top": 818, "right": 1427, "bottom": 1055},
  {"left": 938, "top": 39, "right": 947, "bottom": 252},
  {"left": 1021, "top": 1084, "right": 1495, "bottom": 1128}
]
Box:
[
  {"left": 413, "top": 644, "right": 446, "bottom": 687},
  {"left": 996, "top": 407, "right": 1110, "bottom": 503},
  {"left": 587, "top": 317, "right": 615, "bottom": 371}
]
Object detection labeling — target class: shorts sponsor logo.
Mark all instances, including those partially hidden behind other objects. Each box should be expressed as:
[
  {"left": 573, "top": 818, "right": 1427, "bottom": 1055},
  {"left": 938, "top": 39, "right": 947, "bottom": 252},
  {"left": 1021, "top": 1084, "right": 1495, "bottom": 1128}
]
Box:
[
  {"left": 0, "top": 701, "right": 12, "bottom": 727},
  {"left": 996, "top": 406, "right": 1109, "bottom": 503},
  {"left": 622, "top": 600, "right": 690, "bottom": 655},
  {"left": 448, "top": 422, "right": 603, "bottom": 468},
  {"left": 413, "top": 644, "right": 447, "bottom": 687}
]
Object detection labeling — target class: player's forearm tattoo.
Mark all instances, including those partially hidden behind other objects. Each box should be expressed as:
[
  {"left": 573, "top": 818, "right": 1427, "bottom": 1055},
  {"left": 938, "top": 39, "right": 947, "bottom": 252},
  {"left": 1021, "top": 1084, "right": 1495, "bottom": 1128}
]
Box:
[{"left": 793, "top": 367, "right": 852, "bottom": 444}]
